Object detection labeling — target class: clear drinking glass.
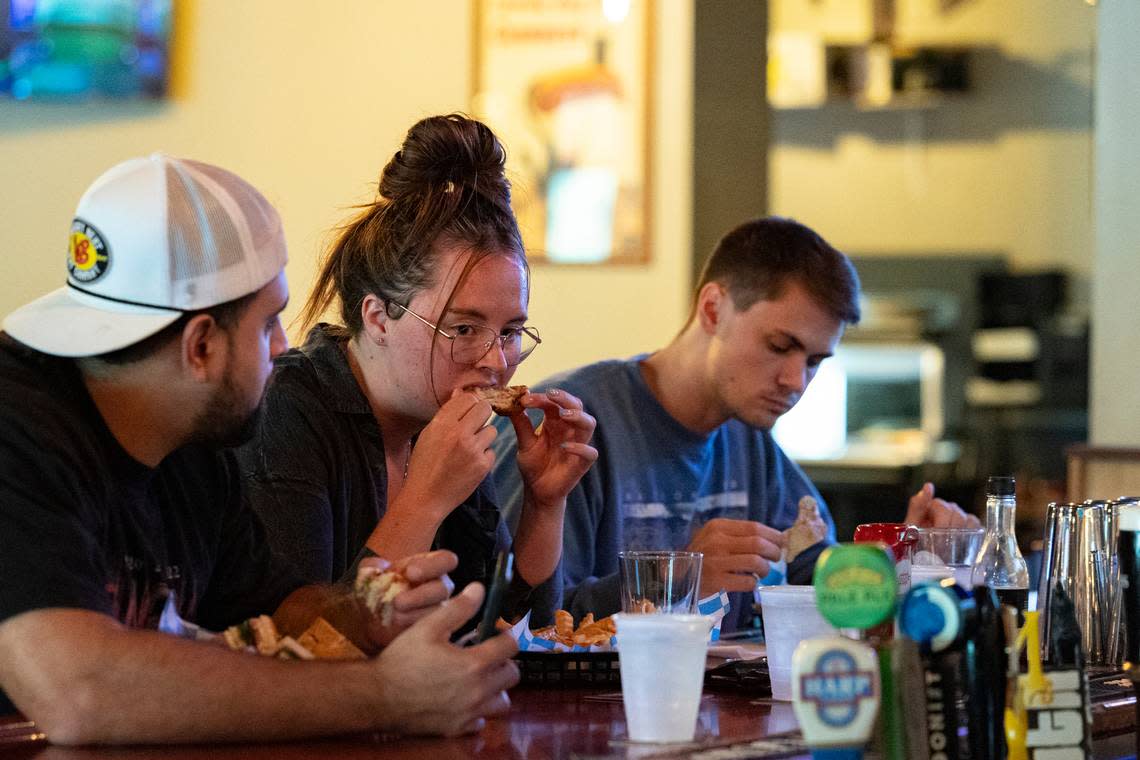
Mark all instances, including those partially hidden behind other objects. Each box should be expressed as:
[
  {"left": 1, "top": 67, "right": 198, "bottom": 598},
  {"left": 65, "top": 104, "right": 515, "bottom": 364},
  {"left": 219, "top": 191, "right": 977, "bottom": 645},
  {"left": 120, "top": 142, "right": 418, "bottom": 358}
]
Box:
[
  {"left": 915, "top": 526, "right": 985, "bottom": 588},
  {"left": 618, "top": 551, "right": 703, "bottom": 614}
]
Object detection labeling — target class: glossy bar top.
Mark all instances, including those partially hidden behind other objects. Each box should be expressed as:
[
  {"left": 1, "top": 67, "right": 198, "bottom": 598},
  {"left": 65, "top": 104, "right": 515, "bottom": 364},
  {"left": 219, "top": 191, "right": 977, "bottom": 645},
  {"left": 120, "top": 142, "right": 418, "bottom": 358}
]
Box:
[
  {"left": 2, "top": 685, "right": 1135, "bottom": 759},
  {"left": 1, "top": 688, "right": 801, "bottom": 759}
]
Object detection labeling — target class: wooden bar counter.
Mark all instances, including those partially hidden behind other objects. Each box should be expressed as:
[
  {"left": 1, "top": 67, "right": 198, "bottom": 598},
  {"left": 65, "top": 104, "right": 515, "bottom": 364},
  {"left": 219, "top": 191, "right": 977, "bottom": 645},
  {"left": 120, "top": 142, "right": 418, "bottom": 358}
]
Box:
[{"left": 3, "top": 684, "right": 1136, "bottom": 759}]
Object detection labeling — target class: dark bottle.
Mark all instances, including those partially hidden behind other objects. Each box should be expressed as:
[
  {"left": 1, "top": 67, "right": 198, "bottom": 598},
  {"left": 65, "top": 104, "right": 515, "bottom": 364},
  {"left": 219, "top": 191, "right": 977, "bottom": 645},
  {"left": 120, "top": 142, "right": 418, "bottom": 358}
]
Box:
[
  {"left": 965, "top": 587, "right": 1008, "bottom": 760},
  {"left": 971, "top": 476, "right": 1030, "bottom": 616},
  {"left": 1119, "top": 504, "right": 1140, "bottom": 663}
]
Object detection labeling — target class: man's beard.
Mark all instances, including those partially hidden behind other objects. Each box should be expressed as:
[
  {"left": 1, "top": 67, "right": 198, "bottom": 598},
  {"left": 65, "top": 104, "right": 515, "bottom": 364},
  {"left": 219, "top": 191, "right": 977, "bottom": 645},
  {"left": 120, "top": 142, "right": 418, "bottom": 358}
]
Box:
[{"left": 189, "top": 370, "right": 263, "bottom": 448}]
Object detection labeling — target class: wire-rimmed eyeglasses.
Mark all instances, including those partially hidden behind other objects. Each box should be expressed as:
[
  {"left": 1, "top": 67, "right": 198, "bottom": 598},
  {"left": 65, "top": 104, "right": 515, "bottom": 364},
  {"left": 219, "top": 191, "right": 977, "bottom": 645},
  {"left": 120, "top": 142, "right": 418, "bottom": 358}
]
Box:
[{"left": 389, "top": 301, "right": 541, "bottom": 366}]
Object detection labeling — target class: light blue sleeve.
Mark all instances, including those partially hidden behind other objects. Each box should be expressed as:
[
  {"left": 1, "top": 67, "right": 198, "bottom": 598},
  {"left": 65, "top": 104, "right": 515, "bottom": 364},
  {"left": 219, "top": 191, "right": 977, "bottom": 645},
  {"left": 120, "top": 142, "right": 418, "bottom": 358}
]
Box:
[{"left": 559, "top": 462, "right": 623, "bottom": 620}]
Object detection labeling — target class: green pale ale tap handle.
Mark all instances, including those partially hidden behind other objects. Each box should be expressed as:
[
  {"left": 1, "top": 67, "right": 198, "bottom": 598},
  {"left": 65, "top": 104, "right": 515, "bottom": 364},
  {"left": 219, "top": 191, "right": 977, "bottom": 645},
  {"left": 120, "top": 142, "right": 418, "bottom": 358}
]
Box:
[{"left": 812, "top": 542, "right": 899, "bottom": 630}]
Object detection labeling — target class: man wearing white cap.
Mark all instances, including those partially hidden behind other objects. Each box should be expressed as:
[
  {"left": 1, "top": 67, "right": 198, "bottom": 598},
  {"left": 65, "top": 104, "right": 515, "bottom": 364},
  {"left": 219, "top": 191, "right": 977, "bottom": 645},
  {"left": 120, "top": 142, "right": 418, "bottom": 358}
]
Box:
[{"left": 0, "top": 155, "right": 518, "bottom": 743}]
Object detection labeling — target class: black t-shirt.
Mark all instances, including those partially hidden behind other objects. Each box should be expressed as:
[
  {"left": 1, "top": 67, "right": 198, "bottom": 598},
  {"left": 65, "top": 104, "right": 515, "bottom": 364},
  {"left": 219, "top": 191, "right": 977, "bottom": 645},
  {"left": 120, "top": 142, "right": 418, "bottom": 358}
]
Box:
[
  {"left": 0, "top": 335, "right": 302, "bottom": 714},
  {"left": 233, "top": 324, "right": 560, "bottom": 625}
]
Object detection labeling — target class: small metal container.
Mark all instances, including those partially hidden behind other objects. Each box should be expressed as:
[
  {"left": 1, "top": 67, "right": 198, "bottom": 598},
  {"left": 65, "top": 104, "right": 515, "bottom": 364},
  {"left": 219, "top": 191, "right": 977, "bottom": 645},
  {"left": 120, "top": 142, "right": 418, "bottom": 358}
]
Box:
[
  {"left": 1038, "top": 502, "right": 1078, "bottom": 663},
  {"left": 1038, "top": 501, "right": 1119, "bottom": 666}
]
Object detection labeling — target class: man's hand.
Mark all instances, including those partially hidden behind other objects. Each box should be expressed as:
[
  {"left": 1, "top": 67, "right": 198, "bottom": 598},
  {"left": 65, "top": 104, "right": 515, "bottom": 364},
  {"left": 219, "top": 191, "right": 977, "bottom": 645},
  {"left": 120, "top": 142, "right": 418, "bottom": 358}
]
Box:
[
  {"left": 508, "top": 388, "right": 598, "bottom": 511},
  {"left": 685, "top": 518, "right": 783, "bottom": 596},
  {"left": 361, "top": 550, "right": 457, "bottom": 648},
  {"left": 904, "top": 482, "right": 981, "bottom": 528},
  {"left": 372, "top": 583, "right": 519, "bottom": 737}
]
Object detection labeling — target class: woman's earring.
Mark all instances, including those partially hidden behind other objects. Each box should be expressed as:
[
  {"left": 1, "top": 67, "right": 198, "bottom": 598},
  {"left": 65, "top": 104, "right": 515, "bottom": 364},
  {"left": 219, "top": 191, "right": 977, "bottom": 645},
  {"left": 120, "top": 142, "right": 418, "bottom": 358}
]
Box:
[{"left": 374, "top": 335, "right": 385, "bottom": 346}]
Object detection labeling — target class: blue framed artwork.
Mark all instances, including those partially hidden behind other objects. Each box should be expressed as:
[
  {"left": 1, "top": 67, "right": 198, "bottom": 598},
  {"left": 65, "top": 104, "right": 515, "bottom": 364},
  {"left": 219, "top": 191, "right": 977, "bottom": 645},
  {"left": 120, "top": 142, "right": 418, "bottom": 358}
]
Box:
[{"left": 1, "top": 0, "right": 172, "bottom": 100}]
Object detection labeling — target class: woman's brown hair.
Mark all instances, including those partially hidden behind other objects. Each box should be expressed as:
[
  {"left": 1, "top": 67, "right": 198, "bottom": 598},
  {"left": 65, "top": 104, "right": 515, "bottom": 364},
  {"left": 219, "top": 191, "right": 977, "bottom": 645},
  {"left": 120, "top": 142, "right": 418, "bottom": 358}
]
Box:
[{"left": 298, "top": 113, "right": 526, "bottom": 334}]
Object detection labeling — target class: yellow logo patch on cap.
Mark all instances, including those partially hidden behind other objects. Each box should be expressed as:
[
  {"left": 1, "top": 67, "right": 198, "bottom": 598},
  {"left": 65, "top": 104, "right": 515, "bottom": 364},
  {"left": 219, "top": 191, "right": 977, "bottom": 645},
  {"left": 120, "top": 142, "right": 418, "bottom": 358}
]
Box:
[{"left": 68, "top": 219, "right": 110, "bottom": 283}]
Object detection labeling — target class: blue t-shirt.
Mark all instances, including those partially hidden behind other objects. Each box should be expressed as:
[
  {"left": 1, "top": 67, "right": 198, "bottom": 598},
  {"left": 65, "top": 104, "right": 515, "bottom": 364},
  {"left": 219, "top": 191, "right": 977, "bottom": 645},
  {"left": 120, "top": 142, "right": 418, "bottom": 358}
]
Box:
[{"left": 491, "top": 355, "right": 835, "bottom": 632}]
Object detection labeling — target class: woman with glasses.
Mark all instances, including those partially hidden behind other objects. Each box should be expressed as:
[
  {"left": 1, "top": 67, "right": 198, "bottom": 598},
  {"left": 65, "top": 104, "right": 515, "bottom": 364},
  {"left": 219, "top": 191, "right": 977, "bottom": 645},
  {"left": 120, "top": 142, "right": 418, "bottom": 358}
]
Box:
[{"left": 235, "top": 114, "right": 597, "bottom": 630}]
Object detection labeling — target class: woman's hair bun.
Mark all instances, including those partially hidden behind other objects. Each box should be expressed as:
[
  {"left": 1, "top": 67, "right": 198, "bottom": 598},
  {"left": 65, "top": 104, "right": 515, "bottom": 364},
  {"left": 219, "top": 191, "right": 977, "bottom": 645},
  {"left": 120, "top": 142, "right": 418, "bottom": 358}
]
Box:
[
  {"left": 299, "top": 113, "right": 524, "bottom": 337},
  {"left": 379, "top": 113, "right": 509, "bottom": 202}
]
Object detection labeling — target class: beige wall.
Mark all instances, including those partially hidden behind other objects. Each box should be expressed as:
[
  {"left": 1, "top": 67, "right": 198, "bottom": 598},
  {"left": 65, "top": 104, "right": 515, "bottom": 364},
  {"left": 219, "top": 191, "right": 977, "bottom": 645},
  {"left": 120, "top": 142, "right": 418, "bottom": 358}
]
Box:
[
  {"left": 0, "top": 0, "right": 694, "bottom": 385},
  {"left": 1091, "top": 0, "right": 1140, "bottom": 447},
  {"left": 768, "top": 0, "right": 1095, "bottom": 279}
]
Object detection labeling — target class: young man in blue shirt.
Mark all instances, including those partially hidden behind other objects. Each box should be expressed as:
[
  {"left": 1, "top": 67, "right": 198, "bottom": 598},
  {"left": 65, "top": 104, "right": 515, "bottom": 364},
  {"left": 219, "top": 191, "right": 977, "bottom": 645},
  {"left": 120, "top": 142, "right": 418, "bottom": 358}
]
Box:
[{"left": 493, "top": 217, "right": 975, "bottom": 631}]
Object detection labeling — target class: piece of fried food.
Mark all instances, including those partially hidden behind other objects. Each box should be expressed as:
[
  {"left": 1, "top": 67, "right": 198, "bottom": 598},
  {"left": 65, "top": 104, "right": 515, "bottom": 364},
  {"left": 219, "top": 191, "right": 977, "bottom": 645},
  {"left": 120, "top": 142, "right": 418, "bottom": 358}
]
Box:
[
  {"left": 275, "top": 636, "right": 316, "bottom": 661},
  {"left": 572, "top": 617, "right": 616, "bottom": 647},
  {"left": 354, "top": 566, "right": 411, "bottom": 626},
  {"left": 628, "top": 598, "right": 657, "bottom": 614},
  {"left": 473, "top": 385, "right": 528, "bottom": 416},
  {"left": 240, "top": 615, "right": 281, "bottom": 656},
  {"left": 539, "top": 610, "right": 618, "bottom": 647},
  {"left": 220, "top": 616, "right": 364, "bottom": 661},
  {"left": 532, "top": 625, "right": 557, "bottom": 641},
  {"left": 554, "top": 609, "right": 575, "bottom": 643},
  {"left": 221, "top": 619, "right": 253, "bottom": 652},
  {"left": 297, "top": 617, "right": 366, "bottom": 660}
]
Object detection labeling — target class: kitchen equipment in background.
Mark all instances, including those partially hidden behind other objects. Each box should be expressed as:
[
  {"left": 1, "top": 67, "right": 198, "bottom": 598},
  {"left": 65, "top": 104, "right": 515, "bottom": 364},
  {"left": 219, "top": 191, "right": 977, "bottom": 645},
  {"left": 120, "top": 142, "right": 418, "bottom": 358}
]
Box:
[
  {"left": 773, "top": 342, "right": 944, "bottom": 464},
  {"left": 968, "top": 271, "right": 1088, "bottom": 409}
]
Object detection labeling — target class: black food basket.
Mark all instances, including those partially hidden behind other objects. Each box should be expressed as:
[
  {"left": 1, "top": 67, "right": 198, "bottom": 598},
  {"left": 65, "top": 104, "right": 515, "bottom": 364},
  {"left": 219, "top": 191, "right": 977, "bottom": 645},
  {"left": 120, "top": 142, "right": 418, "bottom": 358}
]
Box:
[{"left": 515, "top": 651, "right": 621, "bottom": 687}]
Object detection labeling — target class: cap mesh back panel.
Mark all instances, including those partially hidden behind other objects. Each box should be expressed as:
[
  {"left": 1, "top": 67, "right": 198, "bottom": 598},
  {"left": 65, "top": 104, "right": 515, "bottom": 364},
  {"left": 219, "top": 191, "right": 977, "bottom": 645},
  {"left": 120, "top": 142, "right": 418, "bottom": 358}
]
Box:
[
  {"left": 184, "top": 159, "right": 281, "bottom": 254},
  {"left": 165, "top": 162, "right": 244, "bottom": 283}
]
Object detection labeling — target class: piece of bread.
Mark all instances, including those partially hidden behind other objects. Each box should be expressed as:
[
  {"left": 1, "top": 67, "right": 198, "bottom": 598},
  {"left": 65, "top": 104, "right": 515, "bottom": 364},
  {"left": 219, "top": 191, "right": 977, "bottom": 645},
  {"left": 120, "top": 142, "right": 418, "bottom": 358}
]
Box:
[
  {"left": 297, "top": 617, "right": 366, "bottom": 660},
  {"left": 275, "top": 636, "right": 316, "bottom": 661},
  {"left": 784, "top": 495, "right": 829, "bottom": 563},
  {"left": 248, "top": 615, "right": 281, "bottom": 656},
  {"left": 354, "top": 566, "right": 411, "bottom": 626},
  {"left": 473, "top": 385, "right": 528, "bottom": 416},
  {"left": 221, "top": 620, "right": 253, "bottom": 652}
]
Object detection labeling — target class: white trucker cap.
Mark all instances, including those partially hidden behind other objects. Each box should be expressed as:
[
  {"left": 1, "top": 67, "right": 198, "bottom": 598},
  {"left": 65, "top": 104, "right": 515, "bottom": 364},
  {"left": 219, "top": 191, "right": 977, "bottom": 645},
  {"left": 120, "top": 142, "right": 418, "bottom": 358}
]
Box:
[{"left": 3, "top": 153, "right": 288, "bottom": 357}]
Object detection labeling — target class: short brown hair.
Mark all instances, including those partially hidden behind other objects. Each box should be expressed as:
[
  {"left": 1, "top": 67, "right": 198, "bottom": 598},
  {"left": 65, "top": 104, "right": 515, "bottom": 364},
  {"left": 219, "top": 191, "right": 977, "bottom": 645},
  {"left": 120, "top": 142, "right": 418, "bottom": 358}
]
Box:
[
  {"left": 695, "top": 216, "right": 861, "bottom": 324},
  {"left": 298, "top": 113, "right": 526, "bottom": 334}
]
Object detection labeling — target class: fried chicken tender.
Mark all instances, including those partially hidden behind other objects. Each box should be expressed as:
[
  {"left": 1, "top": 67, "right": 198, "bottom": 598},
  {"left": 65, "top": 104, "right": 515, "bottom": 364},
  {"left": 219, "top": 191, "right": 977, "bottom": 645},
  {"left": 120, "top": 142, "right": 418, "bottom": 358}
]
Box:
[
  {"left": 554, "top": 609, "right": 575, "bottom": 642},
  {"left": 628, "top": 598, "right": 657, "bottom": 614},
  {"left": 571, "top": 616, "right": 618, "bottom": 647},
  {"left": 536, "top": 610, "right": 618, "bottom": 647}
]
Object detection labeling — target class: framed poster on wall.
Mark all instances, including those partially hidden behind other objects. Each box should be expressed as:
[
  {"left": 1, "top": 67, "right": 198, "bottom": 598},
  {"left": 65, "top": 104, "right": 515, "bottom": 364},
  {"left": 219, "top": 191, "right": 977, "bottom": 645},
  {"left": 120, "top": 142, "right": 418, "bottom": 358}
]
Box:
[{"left": 472, "top": 0, "right": 653, "bottom": 265}]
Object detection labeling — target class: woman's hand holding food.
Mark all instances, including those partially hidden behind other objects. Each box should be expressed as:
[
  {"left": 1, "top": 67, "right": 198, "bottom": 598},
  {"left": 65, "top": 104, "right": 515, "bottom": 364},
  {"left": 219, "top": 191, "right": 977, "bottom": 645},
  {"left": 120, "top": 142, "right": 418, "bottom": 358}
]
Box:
[
  {"left": 365, "top": 394, "right": 495, "bottom": 561},
  {"left": 508, "top": 388, "right": 598, "bottom": 510},
  {"left": 356, "top": 550, "right": 457, "bottom": 649},
  {"left": 502, "top": 387, "right": 598, "bottom": 588},
  {"left": 371, "top": 583, "right": 519, "bottom": 737},
  {"left": 399, "top": 392, "right": 500, "bottom": 522},
  {"left": 685, "top": 518, "right": 784, "bottom": 596}
]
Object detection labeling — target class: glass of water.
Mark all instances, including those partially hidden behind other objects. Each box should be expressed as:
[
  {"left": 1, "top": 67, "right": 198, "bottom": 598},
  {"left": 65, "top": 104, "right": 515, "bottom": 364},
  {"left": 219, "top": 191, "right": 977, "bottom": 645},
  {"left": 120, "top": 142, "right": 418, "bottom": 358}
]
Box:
[{"left": 915, "top": 527, "right": 985, "bottom": 588}]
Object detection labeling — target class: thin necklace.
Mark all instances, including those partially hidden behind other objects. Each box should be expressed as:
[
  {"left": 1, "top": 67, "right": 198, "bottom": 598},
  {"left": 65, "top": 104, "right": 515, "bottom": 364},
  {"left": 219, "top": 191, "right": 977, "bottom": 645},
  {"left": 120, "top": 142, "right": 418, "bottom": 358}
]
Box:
[{"left": 402, "top": 440, "right": 412, "bottom": 480}]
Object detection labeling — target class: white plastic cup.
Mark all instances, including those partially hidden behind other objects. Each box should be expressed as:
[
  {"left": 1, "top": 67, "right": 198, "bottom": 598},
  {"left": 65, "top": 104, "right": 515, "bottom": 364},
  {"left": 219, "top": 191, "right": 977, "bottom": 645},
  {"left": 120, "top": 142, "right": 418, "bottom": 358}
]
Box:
[
  {"left": 756, "top": 585, "right": 836, "bottom": 701},
  {"left": 614, "top": 613, "right": 712, "bottom": 743}
]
